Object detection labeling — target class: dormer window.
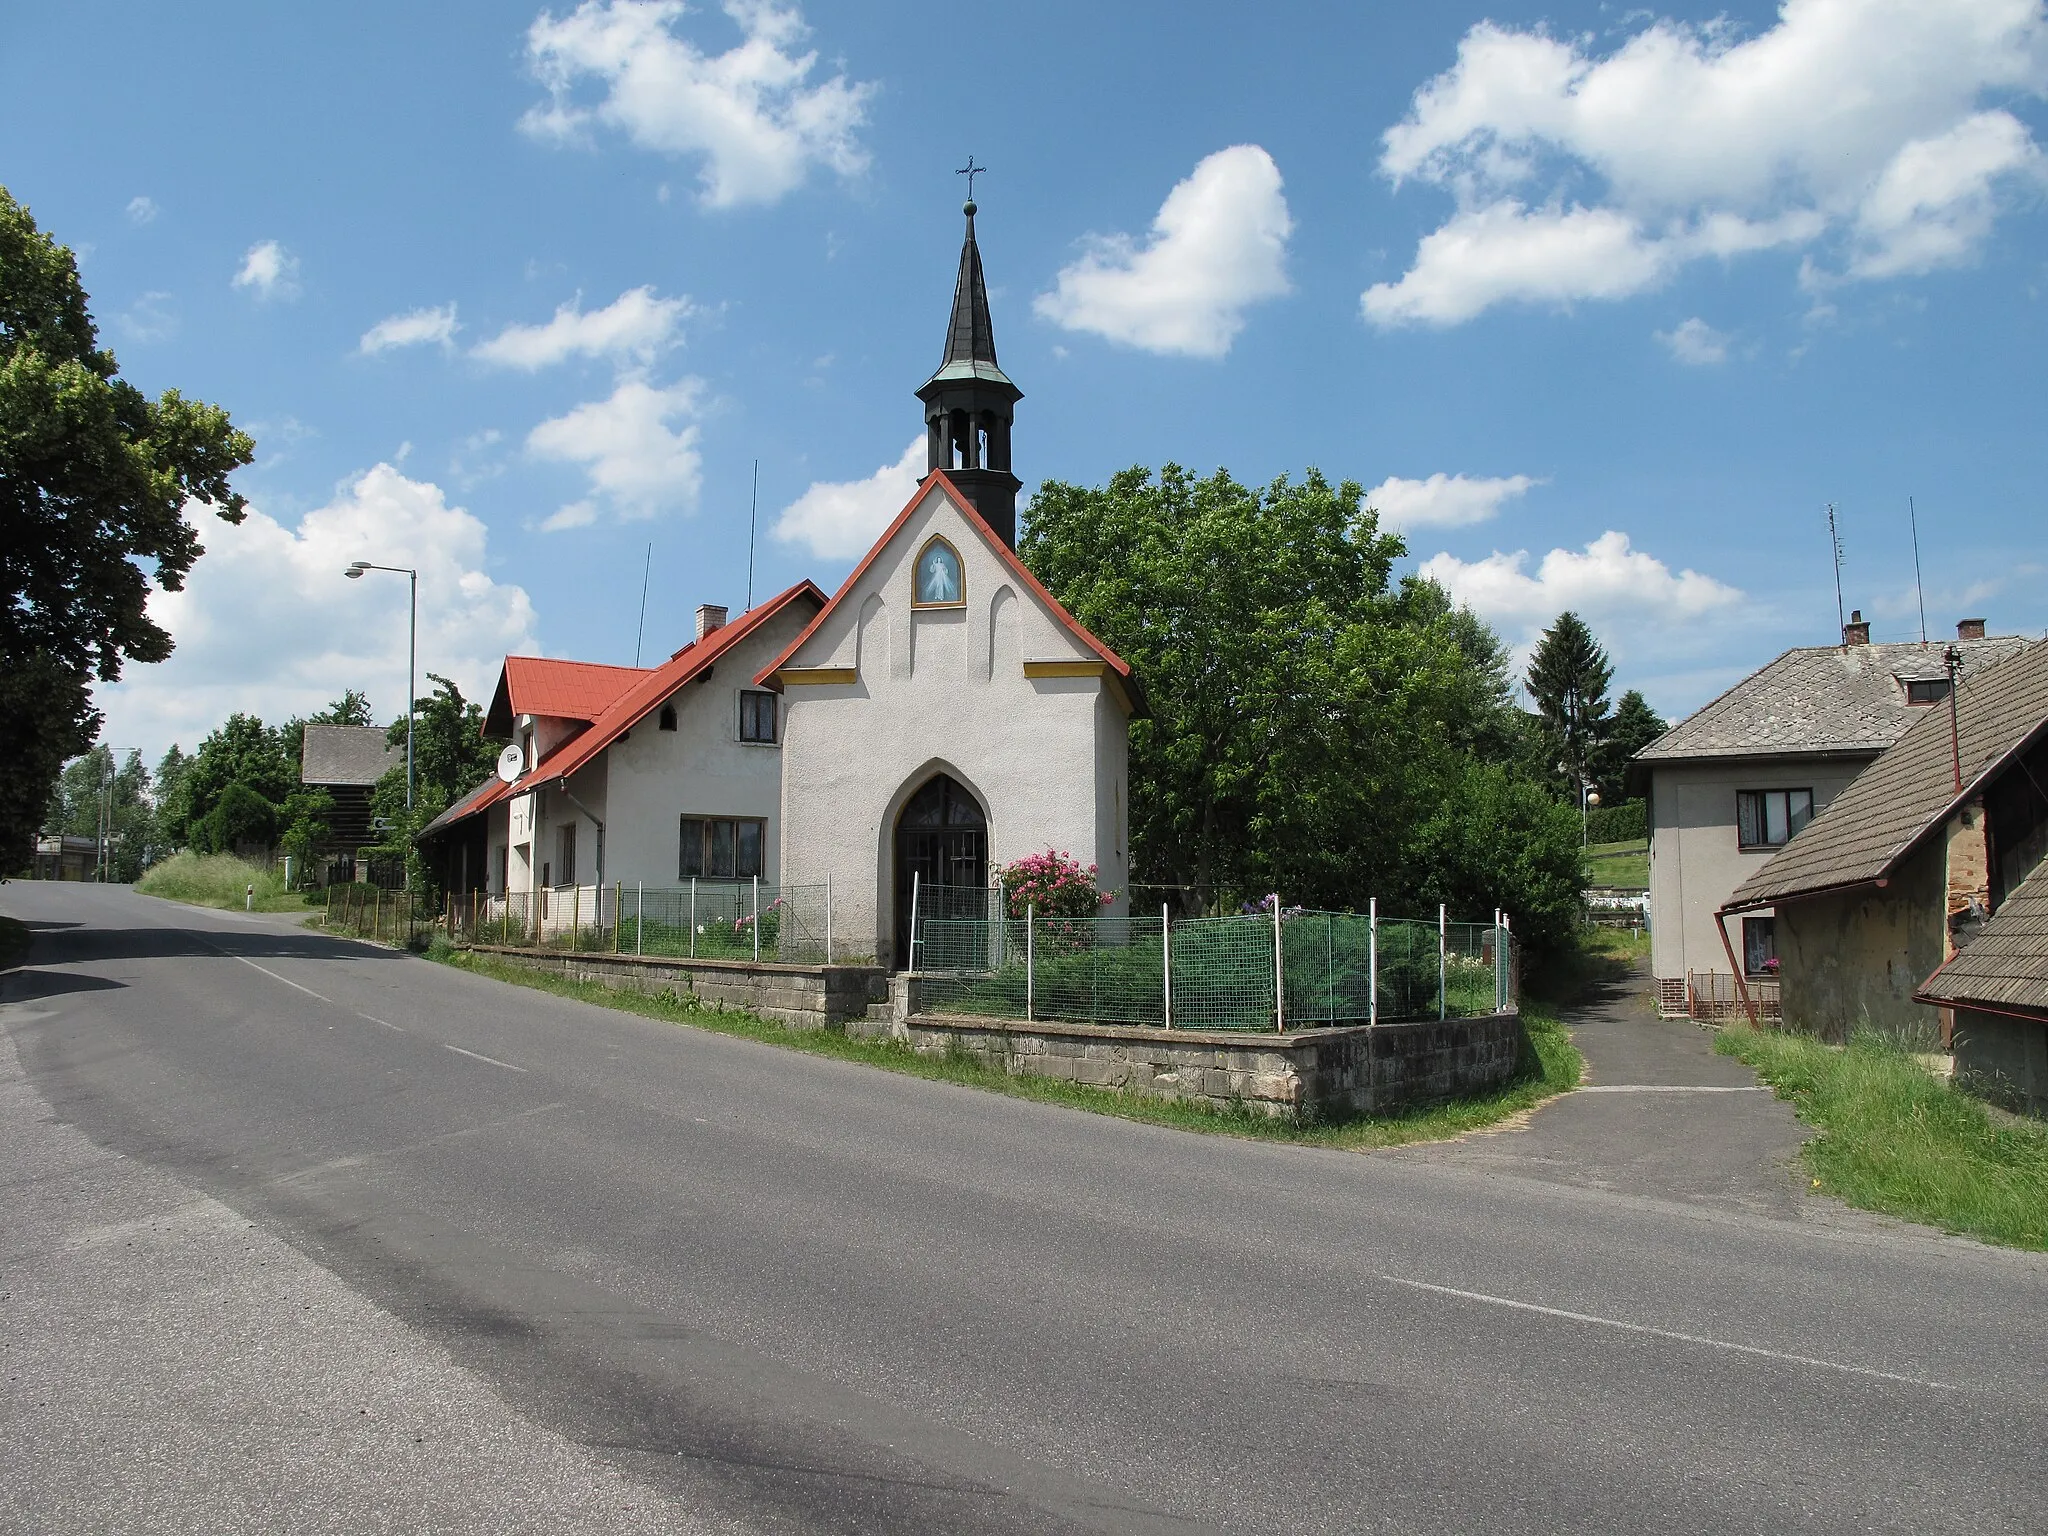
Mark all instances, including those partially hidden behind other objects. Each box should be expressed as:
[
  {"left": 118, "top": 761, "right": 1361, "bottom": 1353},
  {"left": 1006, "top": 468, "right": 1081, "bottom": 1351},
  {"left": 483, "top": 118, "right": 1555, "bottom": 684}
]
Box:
[
  {"left": 658, "top": 703, "right": 678, "bottom": 731},
  {"left": 1905, "top": 678, "right": 1951, "bottom": 706},
  {"left": 913, "top": 536, "right": 964, "bottom": 607}
]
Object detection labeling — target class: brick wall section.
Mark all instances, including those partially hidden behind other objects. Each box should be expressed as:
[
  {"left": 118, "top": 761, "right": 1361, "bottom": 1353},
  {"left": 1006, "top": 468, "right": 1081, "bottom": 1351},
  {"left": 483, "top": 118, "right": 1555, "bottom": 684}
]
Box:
[
  {"left": 855, "top": 976, "right": 1524, "bottom": 1119},
  {"left": 466, "top": 944, "right": 886, "bottom": 1030}
]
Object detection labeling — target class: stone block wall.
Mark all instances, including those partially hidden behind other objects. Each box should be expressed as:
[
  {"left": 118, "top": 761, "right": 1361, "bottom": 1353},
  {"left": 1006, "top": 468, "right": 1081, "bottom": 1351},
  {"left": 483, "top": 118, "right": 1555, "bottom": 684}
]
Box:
[{"left": 467, "top": 944, "right": 885, "bottom": 1030}]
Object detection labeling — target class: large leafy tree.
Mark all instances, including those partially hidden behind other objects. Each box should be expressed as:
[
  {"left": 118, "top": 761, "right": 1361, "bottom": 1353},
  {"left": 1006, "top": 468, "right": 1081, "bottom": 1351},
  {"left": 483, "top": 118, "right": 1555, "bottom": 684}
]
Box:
[
  {"left": 1525, "top": 611, "right": 1614, "bottom": 798},
  {"left": 1020, "top": 465, "right": 1582, "bottom": 944},
  {"left": 370, "top": 674, "right": 498, "bottom": 853},
  {"left": 45, "top": 746, "right": 157, "bottom": 881},
  {"left": 0, "top": 187, "right": 252, "bottom": 870},
  {"left": 161, "top": 713, "right": 297, "bottom": 849}
]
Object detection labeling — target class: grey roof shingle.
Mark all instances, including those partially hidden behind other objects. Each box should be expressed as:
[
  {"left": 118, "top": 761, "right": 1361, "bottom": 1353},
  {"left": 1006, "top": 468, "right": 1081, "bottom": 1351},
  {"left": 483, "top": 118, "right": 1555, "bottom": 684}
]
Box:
[
  {"left": 301, "top": 724, "right": 401, "bottom": 787},
  {"left": 1726, "top": 637, "right": 2048, "bottom": 911},
  {"left": 1636, "top": 636, "right": 2031, "bottom": 763},
  {"left": 1917, "top": 861, "right": 2048, "bottom": 1015}
]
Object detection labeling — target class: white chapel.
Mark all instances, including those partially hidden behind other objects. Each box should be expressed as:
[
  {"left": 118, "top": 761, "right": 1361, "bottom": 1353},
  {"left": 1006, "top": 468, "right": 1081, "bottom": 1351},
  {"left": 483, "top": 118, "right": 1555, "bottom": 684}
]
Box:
[{"left": 756, "top": 197, "right": 1139, "bottom": 965}]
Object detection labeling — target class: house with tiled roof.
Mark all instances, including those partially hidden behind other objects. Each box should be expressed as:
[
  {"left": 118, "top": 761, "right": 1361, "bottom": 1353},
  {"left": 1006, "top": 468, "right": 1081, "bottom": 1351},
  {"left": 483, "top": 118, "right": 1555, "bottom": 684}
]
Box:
[
  {"left": 1720, "top": 635, "right": 2048, "bottom": 1049},
  {"left": 1635, "top": 613, "right": 2029, "bottom": 1017},
  {"left": 416, "top": 582, "right": 826, "bottom": 913}
]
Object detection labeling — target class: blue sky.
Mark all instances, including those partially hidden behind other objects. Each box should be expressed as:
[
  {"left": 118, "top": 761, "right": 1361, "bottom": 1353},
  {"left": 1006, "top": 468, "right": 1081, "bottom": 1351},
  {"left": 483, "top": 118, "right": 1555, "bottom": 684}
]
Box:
[{"left": 7, "top": 0, "right": 2045, "bottom": 761}]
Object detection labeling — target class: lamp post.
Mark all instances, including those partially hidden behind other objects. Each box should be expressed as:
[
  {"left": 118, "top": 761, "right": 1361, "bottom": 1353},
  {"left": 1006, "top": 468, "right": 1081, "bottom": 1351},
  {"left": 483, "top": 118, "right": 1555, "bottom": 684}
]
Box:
[
  {"left": 1561, "top": 759, "right": 1600, "bottom": 846},
  {"left": 344, "top": 561, "right": 417, "bottom": 811},
  {"left": 97, "top": 746, "right": 140, "bottom": 881}
]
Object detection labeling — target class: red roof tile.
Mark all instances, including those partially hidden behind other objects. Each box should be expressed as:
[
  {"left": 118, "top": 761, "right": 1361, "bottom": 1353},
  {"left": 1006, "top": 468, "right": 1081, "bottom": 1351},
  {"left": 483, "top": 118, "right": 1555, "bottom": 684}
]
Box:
[{"left": 485, "top": 657, "right": 651, "bottom": 737}]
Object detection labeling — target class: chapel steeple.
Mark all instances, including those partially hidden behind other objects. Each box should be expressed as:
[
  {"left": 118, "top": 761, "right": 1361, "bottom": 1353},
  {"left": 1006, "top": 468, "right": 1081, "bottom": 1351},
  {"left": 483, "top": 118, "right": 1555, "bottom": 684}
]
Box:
[{"left": 916, "top": 188, "right": 1023, "bottom": 547}]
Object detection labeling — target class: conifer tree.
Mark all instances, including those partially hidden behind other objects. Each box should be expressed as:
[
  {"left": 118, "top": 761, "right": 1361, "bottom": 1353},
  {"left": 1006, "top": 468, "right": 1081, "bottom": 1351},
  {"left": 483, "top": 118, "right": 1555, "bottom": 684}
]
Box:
[{"left": 1526, "top": 612, "right": 1614, "bottom": 798}]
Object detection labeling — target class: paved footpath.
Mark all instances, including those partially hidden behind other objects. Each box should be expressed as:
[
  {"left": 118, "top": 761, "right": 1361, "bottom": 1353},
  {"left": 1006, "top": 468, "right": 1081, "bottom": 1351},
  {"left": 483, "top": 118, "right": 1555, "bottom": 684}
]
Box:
[
  {"left": 4, "top": 883, "right": 2046, "bottom": 1534},
  {"left": 1394, "top": 963, "right": 1822, "bottom": 1221}
]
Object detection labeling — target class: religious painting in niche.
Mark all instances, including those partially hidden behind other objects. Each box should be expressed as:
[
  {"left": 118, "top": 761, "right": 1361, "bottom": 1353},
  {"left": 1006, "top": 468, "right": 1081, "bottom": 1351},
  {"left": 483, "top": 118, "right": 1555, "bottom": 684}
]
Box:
[{"left": 913, "top": 536, "right": 964, "bottom": 607}]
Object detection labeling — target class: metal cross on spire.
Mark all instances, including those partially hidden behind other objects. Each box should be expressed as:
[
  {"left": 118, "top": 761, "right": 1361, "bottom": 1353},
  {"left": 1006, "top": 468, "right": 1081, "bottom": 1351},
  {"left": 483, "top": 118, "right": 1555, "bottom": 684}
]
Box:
[{"left": 956, "top": 155, "right": 986, "bottom": 203}]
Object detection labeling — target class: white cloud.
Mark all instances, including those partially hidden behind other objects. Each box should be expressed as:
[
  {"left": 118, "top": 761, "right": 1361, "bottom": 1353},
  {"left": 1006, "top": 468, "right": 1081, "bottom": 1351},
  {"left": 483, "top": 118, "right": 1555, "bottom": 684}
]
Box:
[
  {"left": 1367, "top": 473, "right": 1537, "bottom": 532},
  {"left": 91, "top": 465, "right": 539, "bottom": 764},
  {"left": 771, "top": 438, "right": 921, "bottom": 559},
  {"left": 126, "top": 196, "right": 158, "bottom": 225},
  {"left": 1657, "top": 316, "right": 1729, "bottom": 364},
  {"left": 521, "top": 0, "right": 874, "bottom": 208},
  {"left": 1034, "top": 146, "right": 1293, "bottom": 358},
  {"left": 232, "top": 239, "right": 300, "bottom": 301},
  {"left": 1418, "top": 531, "right": 1743, "bottom": 667},
  {"left": 117, "top": 291, "right": 179, "bottom": 344},
  {"left": 473, "top": 286, "right": 692, "bottom": 368},
  {"left": 526, "top": 374, "right": 705, "bottom": 523},
  {"left": 359, "top": 303, "right": 461, "bottom": 355},
  {"left": 1368, "top": 0, "right": 2048, "bottom": 325},
  {"left": 539, "top": 499, "right": 601, "bottom": 532}
]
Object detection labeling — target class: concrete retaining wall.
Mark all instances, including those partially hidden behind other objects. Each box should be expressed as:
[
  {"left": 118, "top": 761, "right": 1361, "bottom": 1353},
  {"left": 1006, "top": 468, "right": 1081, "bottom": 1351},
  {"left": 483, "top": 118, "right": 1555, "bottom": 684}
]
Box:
[
  {"left": 466, "top": 944, "right": 886, "bottom": 1030},
  {"left": 857, "top": 975, "right": 1524, "bottom": 1119}
]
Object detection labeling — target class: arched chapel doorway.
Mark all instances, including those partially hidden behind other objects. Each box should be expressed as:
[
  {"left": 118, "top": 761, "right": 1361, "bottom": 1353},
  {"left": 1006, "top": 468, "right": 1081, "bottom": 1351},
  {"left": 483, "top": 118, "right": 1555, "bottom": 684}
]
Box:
[{"left": 893, "top": 773, "right": 986, "bottom": 968}]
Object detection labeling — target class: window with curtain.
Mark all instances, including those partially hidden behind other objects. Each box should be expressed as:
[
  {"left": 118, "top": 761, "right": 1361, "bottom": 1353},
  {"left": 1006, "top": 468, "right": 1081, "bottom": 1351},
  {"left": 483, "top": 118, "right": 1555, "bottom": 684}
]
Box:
[{"left": 1737, "top": 788, "right": 1813, "bottom": 849}]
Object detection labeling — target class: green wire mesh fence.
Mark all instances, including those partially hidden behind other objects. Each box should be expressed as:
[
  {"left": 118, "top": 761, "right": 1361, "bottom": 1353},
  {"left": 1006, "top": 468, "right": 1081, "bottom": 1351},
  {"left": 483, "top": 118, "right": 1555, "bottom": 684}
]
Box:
[
  {"left": 444, "top": 880, "right": 839, "bottom": 962},
  {"left": 917, "top": 901, "right": 1516, "bottom": 1033}
]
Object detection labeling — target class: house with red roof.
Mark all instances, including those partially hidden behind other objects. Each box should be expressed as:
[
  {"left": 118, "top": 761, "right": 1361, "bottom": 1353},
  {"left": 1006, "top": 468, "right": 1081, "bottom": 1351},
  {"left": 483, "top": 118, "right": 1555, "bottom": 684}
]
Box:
[{"left": 418, "top": 583, "right": 825, "bottom": 910}]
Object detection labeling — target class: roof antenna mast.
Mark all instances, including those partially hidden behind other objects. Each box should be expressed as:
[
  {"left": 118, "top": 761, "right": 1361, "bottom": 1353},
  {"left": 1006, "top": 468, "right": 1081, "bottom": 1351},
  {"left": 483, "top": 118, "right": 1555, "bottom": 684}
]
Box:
[
  {"left": 1826, "top": 503, "right": 1847, "bottom": 643},
  {"left": 1909, "top": 496, "right": 1928, "bottom": 647},
  {"left": 633, "top": 541, "right": 652, "bottom": 667},
  {"left": 745, "top": 458, "right": 759, "bottom": 612}
]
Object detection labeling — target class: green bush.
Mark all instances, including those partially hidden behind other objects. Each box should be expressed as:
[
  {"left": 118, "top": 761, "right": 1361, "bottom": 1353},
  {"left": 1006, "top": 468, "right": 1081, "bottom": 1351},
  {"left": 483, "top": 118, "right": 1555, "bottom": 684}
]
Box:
[{"left": 1584, "top": 798, "right": 1647, "bottom": 843}]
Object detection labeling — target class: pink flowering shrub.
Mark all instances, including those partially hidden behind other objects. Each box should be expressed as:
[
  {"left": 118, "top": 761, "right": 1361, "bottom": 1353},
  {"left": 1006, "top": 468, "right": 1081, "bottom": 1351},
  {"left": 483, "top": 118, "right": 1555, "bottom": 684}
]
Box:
[{"left": 999, "top": 849, "right": 1111, "bottom": 921}]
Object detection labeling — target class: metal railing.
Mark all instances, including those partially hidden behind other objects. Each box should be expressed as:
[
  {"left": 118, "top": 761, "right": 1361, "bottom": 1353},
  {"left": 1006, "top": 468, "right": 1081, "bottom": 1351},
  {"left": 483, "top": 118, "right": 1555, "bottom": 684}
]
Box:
[
  {"left": 324, "top": 884, "right": 425, "bottom": 945},
  {"left": 916, "top": 898, "right": 1519, "bottom": 1033},
  {"left": 446, "top": 879, "right": 844, "bottom": 963}
]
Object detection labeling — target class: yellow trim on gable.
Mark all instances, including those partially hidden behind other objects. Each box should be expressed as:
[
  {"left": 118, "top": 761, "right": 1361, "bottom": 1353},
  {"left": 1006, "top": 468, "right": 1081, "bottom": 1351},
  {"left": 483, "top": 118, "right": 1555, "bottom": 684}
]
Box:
[
  {"left": 774, "top": 666, "right": 859, "bottom": 687},
  {"left": 1021, "top": 660, "right": 1109, "bottom": 680}
]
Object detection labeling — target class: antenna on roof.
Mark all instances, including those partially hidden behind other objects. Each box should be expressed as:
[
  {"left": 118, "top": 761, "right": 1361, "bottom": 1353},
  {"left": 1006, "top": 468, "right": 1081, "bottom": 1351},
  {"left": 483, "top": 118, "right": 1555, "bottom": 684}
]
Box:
[
  {"left": 1909, "top": 497, "right": 1928, "bottom": 647},
  {"left": 633, "top": 541, "right": 652, "bottom": 667},
  {"left": 1826, "top": 503, "right": 1847, "bottom": 643},
  {"left": 745, "top": 458, "right": 759, "bottom": 612}
]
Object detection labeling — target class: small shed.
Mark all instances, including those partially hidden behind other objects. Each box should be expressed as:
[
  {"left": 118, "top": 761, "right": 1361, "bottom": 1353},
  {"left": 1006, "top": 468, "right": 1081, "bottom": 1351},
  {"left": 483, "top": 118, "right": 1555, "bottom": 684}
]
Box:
[{"left": 1917, "top": 863, "right": 2048, "bottom": 1114}]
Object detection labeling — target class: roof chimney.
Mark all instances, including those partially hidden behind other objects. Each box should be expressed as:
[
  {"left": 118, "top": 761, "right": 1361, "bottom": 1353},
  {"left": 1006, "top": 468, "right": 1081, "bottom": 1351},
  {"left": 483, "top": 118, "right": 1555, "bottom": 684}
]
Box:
[
  {"left": 1956, "top": 617, "right": 1986, "bottom": 641},
  {"left": 1842, "top": 609, "right": 1870, "bottom": 647},
  {"left": 695, "top": 604, "right": 728, "bottom": 641}
]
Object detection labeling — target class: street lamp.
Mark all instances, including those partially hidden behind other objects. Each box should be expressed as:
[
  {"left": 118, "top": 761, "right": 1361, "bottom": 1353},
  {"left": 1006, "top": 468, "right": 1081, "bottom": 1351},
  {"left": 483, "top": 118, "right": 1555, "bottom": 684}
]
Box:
[
  {"left": 1560, "top": 760, "right": 1601, "bottom": 847},
  {"left": 344, "top": 560, "right": 417, "bottom": 811},
  {"left": 98, "top": 746, "right": 140, "bottom": 882}
]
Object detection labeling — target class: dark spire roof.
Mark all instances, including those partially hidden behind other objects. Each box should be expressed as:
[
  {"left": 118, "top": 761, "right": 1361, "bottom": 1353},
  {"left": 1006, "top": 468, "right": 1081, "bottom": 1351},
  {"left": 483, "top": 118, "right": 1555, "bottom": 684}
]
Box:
[{"left": 925, "top": 201, "right": 1014, "bottom": 391}]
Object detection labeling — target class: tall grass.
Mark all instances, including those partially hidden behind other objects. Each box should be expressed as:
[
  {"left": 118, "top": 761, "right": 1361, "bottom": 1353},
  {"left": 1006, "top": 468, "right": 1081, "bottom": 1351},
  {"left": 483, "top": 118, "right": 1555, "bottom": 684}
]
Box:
[
  {"left": 1718, "top": 1026, "right": 2048, "bottom": 1250},
  {"left": 135, "top": 851, "right": 304, "bottom": 912}
]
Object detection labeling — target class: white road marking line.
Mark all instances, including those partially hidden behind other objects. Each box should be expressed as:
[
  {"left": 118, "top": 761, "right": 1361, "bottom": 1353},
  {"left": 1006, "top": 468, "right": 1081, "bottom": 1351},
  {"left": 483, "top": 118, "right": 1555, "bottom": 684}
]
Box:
[
  {"left": 226, "top": 954, "right": 331, "bottom": 1003},
  {"left": 1577, "top": 1085, "right": 1768, "bottom": 1093},
  {"left": 1383, "top": 1277, "right": 1963, "bottom": 1392},
  {"left": 442, "top": 1044, "right": 527, "bottom": 1073},
  {"left": 358, "top": 1014, "right": 405, "bottom": 1032}
]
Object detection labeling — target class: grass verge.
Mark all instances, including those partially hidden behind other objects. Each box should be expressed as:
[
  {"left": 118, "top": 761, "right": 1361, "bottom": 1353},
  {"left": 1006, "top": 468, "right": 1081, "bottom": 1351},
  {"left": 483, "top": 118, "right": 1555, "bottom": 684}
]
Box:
[
  {"left": 0, "top": 913, "right": 30, "bottom": 970},
  {"left": 136, "top": 851, "right": 314, "bottom": 913},
  {"left": 1717, "top": 1025, "right": 2048, "bottom": 1250},
  {"left": 434, "top": 947, "right": 1582, "bottom": 1150}
]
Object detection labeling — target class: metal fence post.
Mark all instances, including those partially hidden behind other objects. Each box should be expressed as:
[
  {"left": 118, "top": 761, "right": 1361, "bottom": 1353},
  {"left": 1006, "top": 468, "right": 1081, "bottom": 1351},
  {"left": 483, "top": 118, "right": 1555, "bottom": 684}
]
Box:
[
  {"left": 635, "top": 881, "right": 644, "bottom": 956},
  {"left": 1162, "top": 903, "right": 1173, "bottom": 1030},
  {"left": 613, "top": 882, "right": 622, "bottom": 953},
  {"left": 752, "top": 874, "right": 761, "bottom": 962},
  {"left": 1368, "top": 897, "right": 1379, "bottom": 1027},
  {"left": 1326, "top": 912, "right": 1335, "bottom": 1026},
  {"left": 1493, "top": 908, "right": 1504, "bottom": 1013},
  {"left": 909, "top": 871, "right": 921, "bottom": 973},
  {"left": 1439, "top": 903, "right": 1448, "bottom": 1021},
  {"left": 1271, "top": 893, "right": 1284, "bottom": 1034},
  {"left": 690, "top": 878, "right": 697, "bottom": 959},
  {"left": 1503, "top": 914, "right": 1514, "bottom": 1009},
  {"left": 1026, "top": 901, "right": 1035, "bottom": 1022},
  {"left": 824, "top": 874, "right": 833, "bottom": 964}
]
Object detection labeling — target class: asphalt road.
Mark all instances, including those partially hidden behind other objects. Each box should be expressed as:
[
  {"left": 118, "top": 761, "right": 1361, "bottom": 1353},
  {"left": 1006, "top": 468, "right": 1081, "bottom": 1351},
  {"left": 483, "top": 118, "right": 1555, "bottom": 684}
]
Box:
[{"left": 4, "top": 882, "right": 2046, "bottom": 1534}]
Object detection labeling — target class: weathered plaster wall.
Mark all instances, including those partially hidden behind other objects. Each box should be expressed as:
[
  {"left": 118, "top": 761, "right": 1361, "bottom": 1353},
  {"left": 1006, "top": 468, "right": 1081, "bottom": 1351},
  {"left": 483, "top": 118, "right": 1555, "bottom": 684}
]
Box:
[
  {"left": 1648, "top": 756, "right": 1868, "bottom": 983},
  {"left": 777, "top": 483, "right": 1132, "bottom": 966},
  {"left": 1777, "top": 840, "right": 1945, "bottom": 1042},
  {"left": 1953, "top": 1007, "right": 2048, "bottom": 1116}
]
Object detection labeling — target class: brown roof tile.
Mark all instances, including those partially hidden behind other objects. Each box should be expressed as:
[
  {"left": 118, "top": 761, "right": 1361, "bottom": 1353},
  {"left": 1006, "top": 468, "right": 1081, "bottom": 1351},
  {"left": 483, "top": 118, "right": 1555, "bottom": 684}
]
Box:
[{"left": 1725, "top": 638, "right": 2048, "bottom": 911}]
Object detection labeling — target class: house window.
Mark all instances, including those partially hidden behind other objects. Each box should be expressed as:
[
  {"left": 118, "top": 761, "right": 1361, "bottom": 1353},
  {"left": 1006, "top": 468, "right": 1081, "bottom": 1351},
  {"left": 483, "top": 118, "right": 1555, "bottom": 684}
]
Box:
[
  {"left": 1905, "top": 678, "right": 1951, "bottom": 705},
  {"left": 738, "top": 690, "right": 778, "bottom": 743},
  {"left": 913, "top": 536, "right": 964, "bottom": 606},
  {"left": 659, "top": 702, "right": 678, "bottom": 731},
  {"left": 1742, "top": 915, "right": 1778, "bottom": 978},
  {"left": 557, "top": 822, "right": 576, "bottom": 887},
  {"left": 679, "top": 816, "right": 766, "bottom": 880},
  {"left": 1737, "top": 788, "right": 1813, "bottom": 849}
]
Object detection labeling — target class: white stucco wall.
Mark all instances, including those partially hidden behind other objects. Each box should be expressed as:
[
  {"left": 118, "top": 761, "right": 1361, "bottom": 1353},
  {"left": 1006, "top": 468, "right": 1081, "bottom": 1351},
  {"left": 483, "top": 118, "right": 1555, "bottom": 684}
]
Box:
[
  {"left": 1648, "top": 756, "right": 1870, "bottom": 980},
  {"left": 776, "top": 482, "right": 1132, "bottom": 966}
]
